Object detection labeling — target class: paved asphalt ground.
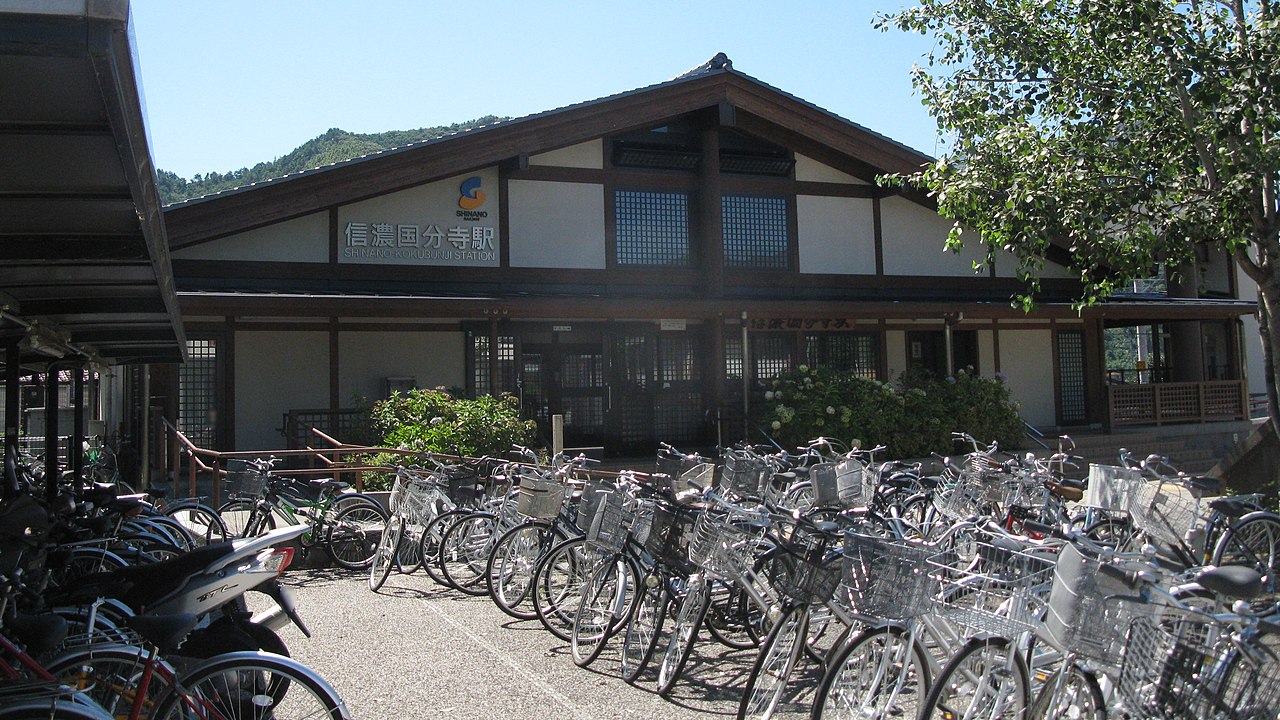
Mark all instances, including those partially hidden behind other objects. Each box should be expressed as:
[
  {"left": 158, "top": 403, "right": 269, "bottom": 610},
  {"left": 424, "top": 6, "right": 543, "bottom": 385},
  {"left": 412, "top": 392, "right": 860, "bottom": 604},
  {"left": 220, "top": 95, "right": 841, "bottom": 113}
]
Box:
[{"left": 268, "top": 566, "right": 823, "bottom": 719}]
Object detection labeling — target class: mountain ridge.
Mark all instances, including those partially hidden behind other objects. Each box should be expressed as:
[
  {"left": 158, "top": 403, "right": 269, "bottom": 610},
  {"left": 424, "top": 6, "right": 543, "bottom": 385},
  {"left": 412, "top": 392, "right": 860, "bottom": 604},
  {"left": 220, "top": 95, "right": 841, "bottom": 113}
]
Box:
[{"left": 156, "top": 115, "right": 508, "bottom": 205}]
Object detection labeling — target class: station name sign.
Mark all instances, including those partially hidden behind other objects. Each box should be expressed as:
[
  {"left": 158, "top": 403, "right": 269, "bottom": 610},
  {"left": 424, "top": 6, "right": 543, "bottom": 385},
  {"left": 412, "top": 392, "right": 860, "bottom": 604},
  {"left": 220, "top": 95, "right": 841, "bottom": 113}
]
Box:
[{"left": 338, "top": 173, "right": 500, "bottom": 267}]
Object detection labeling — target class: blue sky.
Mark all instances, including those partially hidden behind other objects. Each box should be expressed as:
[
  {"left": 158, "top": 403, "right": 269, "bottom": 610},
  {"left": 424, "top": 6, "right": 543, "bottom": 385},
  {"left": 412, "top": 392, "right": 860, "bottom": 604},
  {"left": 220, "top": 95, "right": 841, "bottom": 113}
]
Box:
[{"left": 131, "top": 1, "right": 940, "bottom": 179}]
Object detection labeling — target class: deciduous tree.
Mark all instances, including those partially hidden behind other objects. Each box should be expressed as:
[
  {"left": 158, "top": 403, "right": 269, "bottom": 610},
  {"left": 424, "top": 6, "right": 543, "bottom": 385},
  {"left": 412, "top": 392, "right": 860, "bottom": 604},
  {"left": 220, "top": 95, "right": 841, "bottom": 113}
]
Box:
[{"left": 880, "top": 0, "right": 1280, "bottom": 429}]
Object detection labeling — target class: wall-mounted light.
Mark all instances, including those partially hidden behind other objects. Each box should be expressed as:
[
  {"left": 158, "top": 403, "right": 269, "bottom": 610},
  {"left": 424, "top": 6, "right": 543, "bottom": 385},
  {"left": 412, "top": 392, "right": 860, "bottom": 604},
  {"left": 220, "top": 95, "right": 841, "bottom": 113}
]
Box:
[{"left": 19, "top": 323, "right": 70, "bottom": 358}]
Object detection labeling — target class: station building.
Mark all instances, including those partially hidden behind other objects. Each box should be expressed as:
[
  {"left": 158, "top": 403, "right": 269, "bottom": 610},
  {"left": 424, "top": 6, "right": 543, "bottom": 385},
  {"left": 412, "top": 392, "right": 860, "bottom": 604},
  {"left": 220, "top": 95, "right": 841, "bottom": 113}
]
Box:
[{"left": 159, "top": 54, "right": 1258, "bottom": 456}]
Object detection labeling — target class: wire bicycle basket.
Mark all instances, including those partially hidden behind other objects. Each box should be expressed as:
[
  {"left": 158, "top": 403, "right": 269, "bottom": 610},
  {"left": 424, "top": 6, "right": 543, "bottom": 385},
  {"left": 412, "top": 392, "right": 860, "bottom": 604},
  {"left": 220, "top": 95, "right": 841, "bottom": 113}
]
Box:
[
  {"left": 1044, "top": 543, "right": 1159, "bottom": 665},
  {"left": 1126, "top": 478, "right": 1200, "bottom": 549},
  {"left": 1116, "top": 614, "right": 1279, "bottom": 720},
  {"left": 516, "top": 470, "right": 567, "bottom": 521},
  {"left": 811, "top": 457, "right": 870, "bottom": 509},
  {"left": 929, "top": 536, "right": 1054, "bottom": 637},
  {"left": 225, "top": 459, "right": 270, "bottom": 499},
  {"left": 577, "top": 479, "right": 628, "bottom": 553},
  {"left": 766, "top": 528, "right": 841, "bottom": 605},
  {"left": 686, "top": 509, "right": 763, "bottom": 581},
  {"left": 644, "top": 502, "right": 695, "bottom": 566},
  {"left": 842, "top": 531, "right": 937, "bottom": 621},
  {"left": 719, "top": 450, "right": 769, "bottom": 498}
]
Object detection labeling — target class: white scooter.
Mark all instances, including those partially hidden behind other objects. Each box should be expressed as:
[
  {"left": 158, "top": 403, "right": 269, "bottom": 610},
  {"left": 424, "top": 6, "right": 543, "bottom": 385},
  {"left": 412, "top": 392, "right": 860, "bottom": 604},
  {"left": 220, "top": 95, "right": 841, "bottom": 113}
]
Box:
[{"left": 61, "top": 523, "right": 312, "bottom": 658}]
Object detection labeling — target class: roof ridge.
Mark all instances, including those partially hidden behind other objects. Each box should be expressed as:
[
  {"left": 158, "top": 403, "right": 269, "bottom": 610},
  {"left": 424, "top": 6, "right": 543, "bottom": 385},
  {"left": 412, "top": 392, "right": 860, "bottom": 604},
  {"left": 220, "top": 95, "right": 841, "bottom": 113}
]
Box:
[{"left": 672, "top": 52, "right": 732, "bottom": 80}]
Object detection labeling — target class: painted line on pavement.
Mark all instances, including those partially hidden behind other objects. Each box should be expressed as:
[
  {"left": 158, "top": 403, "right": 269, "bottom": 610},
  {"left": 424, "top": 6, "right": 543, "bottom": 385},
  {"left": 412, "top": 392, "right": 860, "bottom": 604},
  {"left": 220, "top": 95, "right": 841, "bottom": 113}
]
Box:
[{"left": 418, "top": 599, "right": 599, "bottom": 720}]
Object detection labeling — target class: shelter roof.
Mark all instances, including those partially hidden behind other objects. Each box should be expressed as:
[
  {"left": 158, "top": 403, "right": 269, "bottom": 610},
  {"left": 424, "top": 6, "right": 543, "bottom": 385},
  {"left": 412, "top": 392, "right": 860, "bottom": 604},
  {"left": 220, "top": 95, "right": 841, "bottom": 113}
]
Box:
[{"left": 0, "top": 0, "right": 185, "bottom": 364}]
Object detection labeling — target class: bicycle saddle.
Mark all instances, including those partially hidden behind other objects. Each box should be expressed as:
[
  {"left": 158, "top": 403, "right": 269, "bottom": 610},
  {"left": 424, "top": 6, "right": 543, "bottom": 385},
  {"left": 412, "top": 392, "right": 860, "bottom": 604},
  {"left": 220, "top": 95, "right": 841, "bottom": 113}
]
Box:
[
  {"left": 7, "top": 613, "right": 67, "bottom": 656},
  {"left": 1208, "top": 495, "right": 1261, "bottom": 519},
  {"left": 1185, "top": 475, "right": 1222, "bottom": 497},
  {"left": 1195, "top": 565, "right": 1264, "bottom": 600}
]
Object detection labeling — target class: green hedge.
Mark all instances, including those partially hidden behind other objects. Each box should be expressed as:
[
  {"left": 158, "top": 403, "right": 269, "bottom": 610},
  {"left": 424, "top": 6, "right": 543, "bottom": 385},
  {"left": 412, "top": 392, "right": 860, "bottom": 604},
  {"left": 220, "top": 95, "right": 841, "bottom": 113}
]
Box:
[
  {"left": 753, "top": 366, "right": 1023, "bottom": 458},
  {"left": 356, "top": 388, "right": 537, "bottom": 491}
]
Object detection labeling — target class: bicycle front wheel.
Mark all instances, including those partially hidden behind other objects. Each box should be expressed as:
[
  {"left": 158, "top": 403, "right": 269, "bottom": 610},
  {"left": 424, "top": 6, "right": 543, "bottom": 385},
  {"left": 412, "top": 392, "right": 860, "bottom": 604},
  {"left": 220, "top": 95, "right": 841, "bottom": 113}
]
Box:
[
  {"left": 738, "top": 604, "right": 808, "bottom": 720},
  {"left": 438, "top": 511, "right": 498, "bottom": 595},
  {"left": 368, "top": 515, "right": 403, "bottom": 592},
  {"left": 621, "top": 573, "right": 669, "bottom": 683},
  {"left": 487, "top": 521, "right": 557, "bottom": 619},
  {"left": 155, "top": 651, "right": 349, "bottom": 720},
  {"left": 919, "top": 636, "right": 1029, "bottom": 720},
  {"left": 812, "top": 623, "right": 930, "bottom": 720},
  {"left": 657, "top": 574, "right": 710, "bottom": 698}
]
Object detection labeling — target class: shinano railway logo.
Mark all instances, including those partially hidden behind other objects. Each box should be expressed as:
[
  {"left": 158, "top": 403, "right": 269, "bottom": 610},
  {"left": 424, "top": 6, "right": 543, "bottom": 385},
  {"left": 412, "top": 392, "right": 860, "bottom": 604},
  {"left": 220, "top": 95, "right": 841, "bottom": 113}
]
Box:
[{"left": 458, "top": 176, "right": 486, "bottom": 210}]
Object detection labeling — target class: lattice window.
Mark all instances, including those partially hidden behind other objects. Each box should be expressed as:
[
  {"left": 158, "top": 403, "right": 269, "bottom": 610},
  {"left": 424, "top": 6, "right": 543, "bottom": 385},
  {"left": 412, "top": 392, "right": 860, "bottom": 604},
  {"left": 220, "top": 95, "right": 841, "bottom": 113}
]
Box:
[
  {"left": 562, "top": 396, "right": 604, "bottom": 432},
  {"left": 472, "top": 335, "right": 517, "bottom": 396},
  {"left": 560, "top": 353, "right": 604, "bottom": 390},
  {"left": 615, "top": 191, "right": 691, "bottom": 266},
  {"left": 752, "top": 335, "right": 793, "bottom": 381},
  {"left": 1057, "top": 330, "right": 1087, "bottom": 424},
  {"left": 805, "top": 333, "right": 879, "bottom": 379},
  {"left": 724, "top": 333, "right": 743, "bottom": 381},
  {"left": 654, "top": 392, "right": 702, "bottom": 443},
  {"left": 659, "top": 336, "right": 700, "bottom": 382},
  {"left": 178, "top": 338, "right": 219, "bottom": 448},
  {"left": 723, "top": 195, "right": 789, "bottom": 270},
  {"left": 620, "top": 336, "right": 650, "bottom": 388}
]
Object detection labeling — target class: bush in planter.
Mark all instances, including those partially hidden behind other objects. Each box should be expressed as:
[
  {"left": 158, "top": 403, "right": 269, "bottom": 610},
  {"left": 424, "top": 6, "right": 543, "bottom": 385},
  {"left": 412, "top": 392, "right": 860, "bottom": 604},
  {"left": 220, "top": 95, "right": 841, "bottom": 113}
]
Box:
[
  {"left": 355, "top": 388, "right": 537, "bottom": 491},
  {"left": 753, "top": 366, "right": 1023, "bottom": 458}
]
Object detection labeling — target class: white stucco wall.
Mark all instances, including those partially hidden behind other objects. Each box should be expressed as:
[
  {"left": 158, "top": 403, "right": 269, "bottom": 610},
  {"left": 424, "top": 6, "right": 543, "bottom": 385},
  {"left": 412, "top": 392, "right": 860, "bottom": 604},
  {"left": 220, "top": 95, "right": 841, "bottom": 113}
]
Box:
[
  {"left": 337, "top": 331, "right": 466, "bottom": 404},
  {"left": 794, "top": 154, "right": 868, "bottom": 184},
  {"left": 880, "top": 196, "right": 991, "bottom": 276},
  {"left": 796, "top": 195, "right": 876, "bottom": 274},
  {"left": 886, "top": 330, "right": 907, "bottom": 380},
  {"left": 1238, "top": 264, "right": 1266, "bottom": 397},
  {"left": 998, "top": 329, "right": 1056, "bottom": 427},
  {"left": 172, "top": 212, "right": 329, "bottom": 262},
  {"left": 529, "top": 140, "right": 603, "bottom": 169},
  {"left": 977, "top": 329, "right": 995, "bottom": 377},
  {"left": 234, "top": 330, "right": 329, "bottom": 450},
  {"left": 507, "top": 180, "right": 607, "bottom": 269}
]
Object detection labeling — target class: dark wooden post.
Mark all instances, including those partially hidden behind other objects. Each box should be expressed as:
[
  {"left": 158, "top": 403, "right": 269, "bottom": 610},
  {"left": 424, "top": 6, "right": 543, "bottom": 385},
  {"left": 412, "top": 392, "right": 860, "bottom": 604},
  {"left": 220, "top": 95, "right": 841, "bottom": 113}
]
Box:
[
  {"left": 4, "top": 343, "right": 19, "bottom": 496},
  {"left": 698, "top": 127, "right": 723, "bottom": 298},
  {"left": 44, "top": 366, "right": 59, "bottom": 502},
  {"left": 72, "top": 364, "right": 85, "bottom": 480}
]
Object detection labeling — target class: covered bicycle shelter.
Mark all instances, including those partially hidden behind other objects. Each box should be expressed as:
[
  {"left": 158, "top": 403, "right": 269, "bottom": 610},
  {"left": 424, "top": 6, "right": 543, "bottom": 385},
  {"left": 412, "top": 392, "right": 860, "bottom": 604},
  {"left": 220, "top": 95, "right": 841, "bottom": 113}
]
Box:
[{"left": 0, "top": 1, "right": 185, "bottom": 499}]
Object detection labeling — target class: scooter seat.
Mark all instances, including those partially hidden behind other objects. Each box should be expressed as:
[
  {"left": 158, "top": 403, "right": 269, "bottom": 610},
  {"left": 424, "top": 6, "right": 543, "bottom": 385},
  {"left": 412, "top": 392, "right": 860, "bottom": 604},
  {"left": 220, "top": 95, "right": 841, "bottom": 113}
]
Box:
[
  {"left": 79, "top": 542, "right": 239, "bottom": 612},
  {"left": 126, "top": 613, "right": 198, "bottom": 653}
]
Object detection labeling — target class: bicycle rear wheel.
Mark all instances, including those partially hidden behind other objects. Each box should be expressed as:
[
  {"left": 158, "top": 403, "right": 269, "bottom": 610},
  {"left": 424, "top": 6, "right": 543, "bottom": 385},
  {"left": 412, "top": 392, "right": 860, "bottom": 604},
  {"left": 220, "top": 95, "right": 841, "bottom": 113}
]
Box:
[
  {"left": 438, "top": 511, "right": 498, "bottom": 595},
  {"left": 326, "top": 503, "right": 387, "bottom": 570},
  {"left": 162, "top": 502, "right": 229, "bottom": 546}
]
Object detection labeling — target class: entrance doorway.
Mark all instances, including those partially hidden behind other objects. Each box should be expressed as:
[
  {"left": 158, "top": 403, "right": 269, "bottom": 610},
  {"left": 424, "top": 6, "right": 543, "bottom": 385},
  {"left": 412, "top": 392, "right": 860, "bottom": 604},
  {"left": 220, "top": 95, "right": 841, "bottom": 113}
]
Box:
[
  {"left": 608, "top": 328, "right": 706, "bottom": 455},
  {"left": 520, "top": 343, "right": 608, "bottom": 449}
]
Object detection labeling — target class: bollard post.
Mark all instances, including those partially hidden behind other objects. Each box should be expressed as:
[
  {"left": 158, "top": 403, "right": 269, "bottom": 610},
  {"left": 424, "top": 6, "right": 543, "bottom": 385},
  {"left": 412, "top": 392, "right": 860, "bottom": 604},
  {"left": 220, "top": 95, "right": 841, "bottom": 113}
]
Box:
[{"left": 552, "top": 414, "right": 564, "bottom": 457}]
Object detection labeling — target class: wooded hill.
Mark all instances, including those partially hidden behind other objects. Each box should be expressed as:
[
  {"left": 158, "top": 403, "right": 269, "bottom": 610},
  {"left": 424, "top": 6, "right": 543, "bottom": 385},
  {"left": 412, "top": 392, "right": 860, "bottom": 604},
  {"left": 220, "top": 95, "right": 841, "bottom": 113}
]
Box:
[{"left": 156, "top": 116, "right": 508, "bottom": 205}]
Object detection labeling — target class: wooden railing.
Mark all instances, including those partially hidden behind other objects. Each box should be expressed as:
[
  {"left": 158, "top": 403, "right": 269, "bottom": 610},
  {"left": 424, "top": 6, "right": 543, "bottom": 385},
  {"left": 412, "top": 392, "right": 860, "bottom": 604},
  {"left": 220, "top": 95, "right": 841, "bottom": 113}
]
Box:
[{"left": 1108, "top": 380, "right": 1248, "bottom": 427}]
